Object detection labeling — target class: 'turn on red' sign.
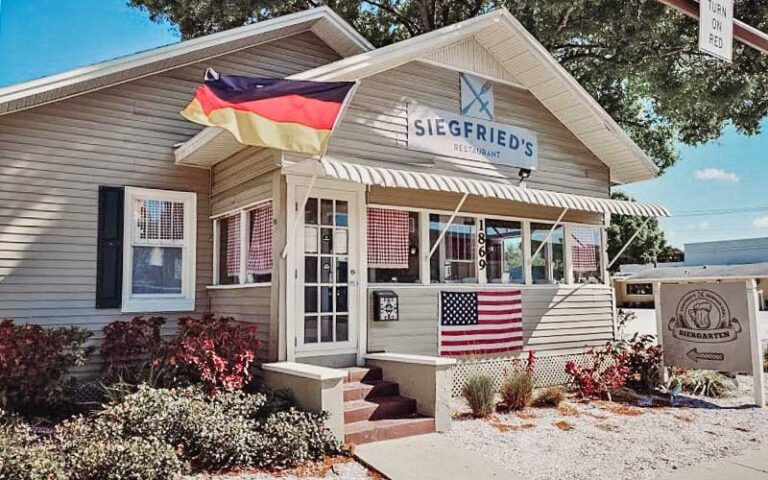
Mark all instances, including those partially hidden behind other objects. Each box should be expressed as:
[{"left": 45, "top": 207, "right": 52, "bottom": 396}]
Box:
[{"left": 699, "top": 0, "right": 734, "bottom": 62}]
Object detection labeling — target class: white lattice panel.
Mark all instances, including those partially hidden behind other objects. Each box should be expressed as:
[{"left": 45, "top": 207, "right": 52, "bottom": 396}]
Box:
[{"left": 451, "top": 353, "right": 593, "bottom": 397}]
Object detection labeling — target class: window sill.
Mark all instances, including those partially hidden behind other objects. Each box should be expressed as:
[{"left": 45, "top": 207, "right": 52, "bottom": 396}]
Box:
[
  {"left": 207, "top": 283, "right": 271, "bottom": 290},
  {"left": 121, "top": 297, "right": 195, "bottom": 313}
]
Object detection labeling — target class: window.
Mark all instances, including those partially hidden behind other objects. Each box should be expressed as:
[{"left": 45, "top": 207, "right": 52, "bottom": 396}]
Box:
[
  {"left": 213, "top": 202, "right": 273, "bottom": 286},
  {"left": 123, "top": 188, "right": 196, "bottom": 313},
  {"left": 627, "top": 283, "right": 653, "bottom": 296},
  {"left": 368, "top": 209, "right": 420, "bottom": 283},
  {"left": 217, "top": 214, "right": 241, "bottom": 285},
  {"left": 571, "top": 226, "right": 603, "bottom": 284},
  {"left": 430, "top": 214, "right": 476, "bottom": 283},
  {"left": 485, "top": 219, "right": 524, "bottom": 284},
  {"left": 531, "top": 223, "right": 565, "bottom": 284}
]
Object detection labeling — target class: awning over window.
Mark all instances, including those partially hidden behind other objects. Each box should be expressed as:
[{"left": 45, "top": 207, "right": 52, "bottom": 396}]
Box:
[{"left": 283, "top": 158, "right": 671, "bottom": 217}]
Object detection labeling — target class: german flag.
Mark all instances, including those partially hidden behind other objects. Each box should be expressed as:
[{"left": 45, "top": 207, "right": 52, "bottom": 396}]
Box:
[{"left": 181, "top": 69, "right": 356, "bottom": 156}]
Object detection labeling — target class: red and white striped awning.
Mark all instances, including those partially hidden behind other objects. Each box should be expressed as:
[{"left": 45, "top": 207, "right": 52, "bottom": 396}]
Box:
[{"left": 284, "top": 157, "right": 670, "bottom": 217}]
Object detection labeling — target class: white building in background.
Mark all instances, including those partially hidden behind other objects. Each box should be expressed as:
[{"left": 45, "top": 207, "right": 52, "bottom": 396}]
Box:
[{"left": 613, "top": 237, "right": 768, "bottom": 309}]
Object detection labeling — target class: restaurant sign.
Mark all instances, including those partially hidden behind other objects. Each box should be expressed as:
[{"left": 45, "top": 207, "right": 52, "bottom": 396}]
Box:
[
  {"left": 659, "top": 282, "right": 752, "bottom": 372},
  {"left": 407, "top": 104, "right": 538, "bottom": 170}
]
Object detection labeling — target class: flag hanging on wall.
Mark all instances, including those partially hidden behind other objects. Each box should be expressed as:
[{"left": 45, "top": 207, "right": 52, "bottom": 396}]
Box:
[
  {"left": 181, "top": 69, "right": 356, "bottom": 156},
  {"left": 439, "top": 291, "right": 523, "bottom": 357}
]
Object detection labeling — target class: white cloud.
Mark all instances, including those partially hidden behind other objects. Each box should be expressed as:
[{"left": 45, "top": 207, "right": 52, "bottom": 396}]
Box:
[
  {"left": 698, "top": 220, "right": 710, "bottom": 230},
  {"left": 753, "top": 216, "right": 768, "bottom": 228},
  {"left": 694, "top": 168, "right": 740, "bottom": 183}
]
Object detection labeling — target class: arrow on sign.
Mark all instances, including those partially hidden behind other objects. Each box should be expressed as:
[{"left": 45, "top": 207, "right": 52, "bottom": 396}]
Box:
[{"left": 686, "top": 348, "right": 725, "bottom": 364}]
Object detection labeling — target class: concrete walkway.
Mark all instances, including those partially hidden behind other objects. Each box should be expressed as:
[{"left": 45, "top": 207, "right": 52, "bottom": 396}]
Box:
[
  {"left": 661, "top": 449, "right": 768, "bottom": 480},
  {"left": 354, "top": 433, "right": 521, "bottom": 480}
]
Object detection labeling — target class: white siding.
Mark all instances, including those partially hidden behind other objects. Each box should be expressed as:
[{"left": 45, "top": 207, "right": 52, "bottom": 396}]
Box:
[
  {"left": 0, "top": 32, "right": 341, "bottom": 373},
  {"left": 368, "top": 285, "right": 614, "bottom": 358},
  {"left": 326, "top": 61, "right": 611, "bottom": 198}
]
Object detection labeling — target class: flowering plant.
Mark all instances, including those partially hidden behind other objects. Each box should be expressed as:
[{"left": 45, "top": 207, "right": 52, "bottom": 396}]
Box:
[
  {"left": 167, "top": 315, "right": 260, "bottom": 393},
  {"left": 565, "top": 343, "right": 629, "bottom": 401}
]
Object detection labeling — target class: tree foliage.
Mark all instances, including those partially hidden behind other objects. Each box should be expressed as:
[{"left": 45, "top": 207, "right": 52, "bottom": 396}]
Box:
[
  {"left": 606, "top": 192, "right": 666, "bottom": 271},
  {"left": 128, "top": 0, "right": 768, "bottom": 171}
]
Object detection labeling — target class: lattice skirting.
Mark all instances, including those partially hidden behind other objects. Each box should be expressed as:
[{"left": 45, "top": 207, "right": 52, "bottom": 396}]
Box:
[{"left": 451, "top": 353, "right": 593, "bottom": 398}]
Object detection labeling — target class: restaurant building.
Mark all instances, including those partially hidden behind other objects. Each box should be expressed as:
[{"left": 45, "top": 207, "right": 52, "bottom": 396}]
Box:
[{"left": 0, "top": 7, "right": 669, "bottom": 442}]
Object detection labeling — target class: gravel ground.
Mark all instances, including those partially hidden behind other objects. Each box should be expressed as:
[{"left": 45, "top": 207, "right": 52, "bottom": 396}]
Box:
[
  {"left": 446, "top": 373, "right": 768, "bottom": 480},
  {"left": 183, "top": 458, "right": 375, "bottom": 480}
]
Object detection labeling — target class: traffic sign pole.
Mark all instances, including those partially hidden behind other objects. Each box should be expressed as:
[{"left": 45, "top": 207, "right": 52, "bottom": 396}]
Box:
[{"left": 746, "top": 280, "right": 766, "bottom": 407}]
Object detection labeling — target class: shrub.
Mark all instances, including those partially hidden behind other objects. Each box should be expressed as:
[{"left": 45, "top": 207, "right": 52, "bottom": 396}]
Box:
[
  {"left": 167, "top": 315, "right": 261, "bottom": 393},
  {"left": 462, "top": 375, "right": 495, "bottom": 418},
  {"left": 680, "top": 370, "right": 736, "bottom": 398},
  {"left": 499, "top": 351, "right": 536, "bottom": 411},
  {"left": 565, "top": 343, "right": 629, "bottom": 401},
  {"left": 616, "top": 333, "right": 663, "bottom": 392},
  {"left": 0, "top": 319, "right": 92, "bottom": 414},
  {"left": 100, "top": 316, "right": 166, "bottom": 374},
  {"left": 532, "top": 387, "right": 566, "bottom": 408},
  {"left": 96, "top": 386, "right": 342, "bottom": 471},
  {"left": 56, "top": 417, "right": 187, "bottom": 480},
  {"left": 0, "top": 413, "right": 67, "bottom": 480}
]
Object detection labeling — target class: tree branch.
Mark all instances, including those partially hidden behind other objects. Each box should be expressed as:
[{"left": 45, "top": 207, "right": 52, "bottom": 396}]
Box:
[{"left": 361, "top": 0, "right": 419, "bottom": 36}]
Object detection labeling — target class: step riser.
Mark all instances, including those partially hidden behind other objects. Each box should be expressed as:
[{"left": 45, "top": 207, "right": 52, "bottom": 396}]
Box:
[
  {"left": 345, "top": 367, "right": 383, "bottom": 383},
  {"left": 343, "top": 382, "right": 399, "bottom": 402},
  {"left": 344, "top": 398, "right": 417, "bottom": 424},
  {"left": 344, "top": 419, "right": 435, "bottom": 445}
]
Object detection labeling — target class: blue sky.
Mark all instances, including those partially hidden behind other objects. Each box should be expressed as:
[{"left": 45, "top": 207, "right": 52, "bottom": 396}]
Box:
[{"left": 1, "top": 0, "right": 766, "bottom": 249}]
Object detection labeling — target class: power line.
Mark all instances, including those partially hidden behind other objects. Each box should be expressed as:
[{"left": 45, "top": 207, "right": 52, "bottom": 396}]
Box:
[{"left": 670, "top": 206, "right": 768, "bottom": 218}]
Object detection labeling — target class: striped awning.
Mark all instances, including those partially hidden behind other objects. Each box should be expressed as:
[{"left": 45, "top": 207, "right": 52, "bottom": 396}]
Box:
[{"left": 284, "top": 157, "right": 670, "bottom": 217}]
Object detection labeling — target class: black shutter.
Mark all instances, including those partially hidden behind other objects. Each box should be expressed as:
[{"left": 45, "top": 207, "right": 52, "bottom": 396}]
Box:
[{"left": 96, "top": 186, "right": 124, "bottom": 308}]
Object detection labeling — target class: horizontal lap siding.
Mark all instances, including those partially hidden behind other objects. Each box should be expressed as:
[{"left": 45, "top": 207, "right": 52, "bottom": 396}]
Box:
[
  {"left": 327, "top": 61, "right": 611, "bottom": 198},
  {"left": 367, "top": 285, "right": 614, "bottom": 358},
  {"left": 209, "top": 287, "right": 271, "bottom": 359},
  {"left": 0, "top": 32, "right": 340, "bottom": 369}
]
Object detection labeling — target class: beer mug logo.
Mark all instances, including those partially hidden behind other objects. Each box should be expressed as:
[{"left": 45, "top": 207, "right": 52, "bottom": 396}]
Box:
[{"left": 670, "top": 289, "right": 740, "bottom": 343}]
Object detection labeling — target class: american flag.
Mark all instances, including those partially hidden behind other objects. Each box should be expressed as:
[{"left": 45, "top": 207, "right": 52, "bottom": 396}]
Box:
[{"left": 439, "top": 290, "right": 523, "bottom": 357}]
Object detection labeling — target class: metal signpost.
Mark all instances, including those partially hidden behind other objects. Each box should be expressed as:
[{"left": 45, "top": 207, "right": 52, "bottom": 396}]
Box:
[{"left": 655, "top": 280, "right": 766, "bottom": 407}]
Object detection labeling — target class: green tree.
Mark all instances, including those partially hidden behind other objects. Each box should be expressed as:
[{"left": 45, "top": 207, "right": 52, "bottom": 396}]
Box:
[
  {"left": 606, "top": 192, "right": 666, "bottom": 271},
  {"left": 128, "top": 0, "right": 768, "bottom": 171}
]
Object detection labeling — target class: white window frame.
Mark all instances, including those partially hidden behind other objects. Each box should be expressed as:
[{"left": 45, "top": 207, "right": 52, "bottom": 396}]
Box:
[
  {"left": 366, "top": 203, "right": 606, "bottom": 288},
  {"left": 209, "top": 199, "right": 273, "bottom": 289},
  {"left": 122, "top": 187, "right": 197, "bottom": 313}
]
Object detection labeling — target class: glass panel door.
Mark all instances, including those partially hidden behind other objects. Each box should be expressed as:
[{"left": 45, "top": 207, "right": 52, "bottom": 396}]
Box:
[{"left": 296, "top": 188, "right": 358, "bottom": 352}]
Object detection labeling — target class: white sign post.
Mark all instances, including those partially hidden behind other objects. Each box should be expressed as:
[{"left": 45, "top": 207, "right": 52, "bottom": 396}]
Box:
[
  {"left": 658, "top": 280, "right": 765, "bottom": 407},
  {"left": 699, "top": 0, "right": 734, "bottom": 62}
]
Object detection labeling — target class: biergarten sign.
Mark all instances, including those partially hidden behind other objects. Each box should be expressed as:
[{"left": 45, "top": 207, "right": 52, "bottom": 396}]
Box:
[
  {"left": 407, "top": 103, "right": 538, "bottom": 170},
  {"left": 699, "top": 0, "right": 733, "bottom": 62},
  {"left": 657, "top": 281, "right": 765, "bottom": 406}
]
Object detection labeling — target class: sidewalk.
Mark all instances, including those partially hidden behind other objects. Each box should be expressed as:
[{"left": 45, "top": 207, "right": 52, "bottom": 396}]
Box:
[
  {"left": 661, "top": 448, "right": 768, "bottom": 480},
  {"left": 354, "top": 433, "right": 520, "bottom": 480}
]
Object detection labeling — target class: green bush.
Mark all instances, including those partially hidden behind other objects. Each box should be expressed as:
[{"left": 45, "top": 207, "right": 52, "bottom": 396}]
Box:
[
  {"left": 532, "top": 386, "right": 566, "bottom": 408},
  {"left": 96, "top": 385, "right": 342, "bottom": 471},
  {"left": 462, "top": 375, "right": 495, "bottom": 418},
  {"left": 0, "top": 416, "right": 67, "bottom": 480}
]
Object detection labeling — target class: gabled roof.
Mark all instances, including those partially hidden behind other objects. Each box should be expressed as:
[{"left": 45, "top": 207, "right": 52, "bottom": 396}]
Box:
[
  {"left": 176, "top": 8, "right": 659, "bottom": 185},
  {"left": 0, "top": 7, "right": 372, "bottom": 116}
]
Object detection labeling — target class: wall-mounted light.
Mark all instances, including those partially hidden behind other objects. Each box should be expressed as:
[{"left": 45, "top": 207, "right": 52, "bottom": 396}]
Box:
[{"left": 518, "top": 168, "right": 532, "bottom": 181}]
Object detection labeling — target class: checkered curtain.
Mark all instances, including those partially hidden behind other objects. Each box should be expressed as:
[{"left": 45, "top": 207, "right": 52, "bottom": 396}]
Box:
[
  {"left": 246, "top": 204, "right": 273, "bottom": 275},
  {"left": 225, "top": 214, "right": 241, "bottom": 277},
  {"left": 367, "top": 208, "right": 410, "bottom": 269},
  {"left": 135, "top": 199, "right": 184, "bottom": 243},
  {"left": 571, "top": 226, "right": 599, "bottom": 272}
]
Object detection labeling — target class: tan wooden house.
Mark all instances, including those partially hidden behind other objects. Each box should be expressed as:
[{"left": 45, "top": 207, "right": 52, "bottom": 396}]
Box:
[{"left": 0, "top": 7, "right": 669, "bottom": 442}]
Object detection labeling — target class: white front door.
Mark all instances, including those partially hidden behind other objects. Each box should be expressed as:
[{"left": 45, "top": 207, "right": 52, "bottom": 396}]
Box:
[{"left": 293, "top": 186, "right": 361, "bottom": 356}]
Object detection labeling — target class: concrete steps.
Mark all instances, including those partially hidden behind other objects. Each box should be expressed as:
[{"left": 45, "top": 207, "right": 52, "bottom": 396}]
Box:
[{"left": 341, "top": 366, "right": 435, "bottom": 445}]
